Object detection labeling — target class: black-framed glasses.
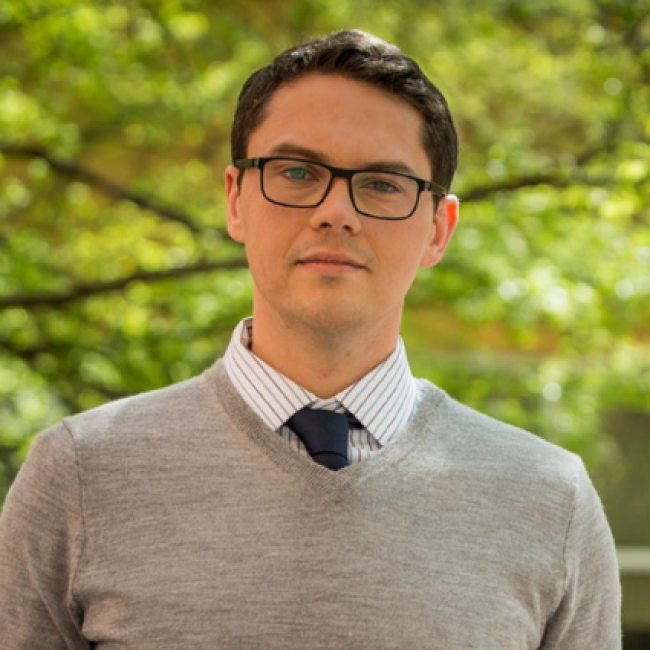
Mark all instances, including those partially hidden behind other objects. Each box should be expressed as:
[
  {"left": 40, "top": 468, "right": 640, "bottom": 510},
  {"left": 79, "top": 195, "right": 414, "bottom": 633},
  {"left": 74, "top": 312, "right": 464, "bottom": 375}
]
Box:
[{"left": 235, "top": 156, "right": 446, "bottom": 221}]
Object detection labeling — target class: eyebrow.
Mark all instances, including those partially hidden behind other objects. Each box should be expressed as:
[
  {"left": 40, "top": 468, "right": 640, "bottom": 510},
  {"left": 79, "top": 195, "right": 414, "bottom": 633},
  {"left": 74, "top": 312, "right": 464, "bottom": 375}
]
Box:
[{"left": 266, "top": 142, "right": 421, "bottom": 177}]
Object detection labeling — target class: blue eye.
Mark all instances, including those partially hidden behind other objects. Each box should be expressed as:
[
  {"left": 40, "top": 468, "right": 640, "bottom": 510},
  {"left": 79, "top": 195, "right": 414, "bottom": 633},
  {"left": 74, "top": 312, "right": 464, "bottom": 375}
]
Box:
[
  {"left": 356, "top": 174, "right": 405, "bottom": 195},
  {"left": 368, "top": 180, "right": 398, "bottom": 193},
  {"left": 285, "top": 166, "right": 310, "bottom": 180}
]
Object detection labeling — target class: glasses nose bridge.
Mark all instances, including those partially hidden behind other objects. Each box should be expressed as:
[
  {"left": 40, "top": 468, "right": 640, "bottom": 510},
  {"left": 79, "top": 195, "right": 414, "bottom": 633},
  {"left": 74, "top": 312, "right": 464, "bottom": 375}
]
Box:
[{"left": 323, "top": 166, "right": 357, "bottom": 207}]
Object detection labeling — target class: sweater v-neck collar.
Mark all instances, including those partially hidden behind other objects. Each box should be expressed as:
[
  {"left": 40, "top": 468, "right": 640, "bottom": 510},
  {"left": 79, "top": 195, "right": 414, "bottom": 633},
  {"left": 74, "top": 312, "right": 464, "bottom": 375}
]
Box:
[{"left": 204, "top": 360, "right": 446, "bottom": 499}]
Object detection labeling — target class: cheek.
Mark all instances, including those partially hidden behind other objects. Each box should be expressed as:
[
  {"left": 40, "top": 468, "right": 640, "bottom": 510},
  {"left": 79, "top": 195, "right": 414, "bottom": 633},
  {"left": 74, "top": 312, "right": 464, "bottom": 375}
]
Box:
[
  {"left": 242, "top": 222, "right": 292, "bottom": 278},
  {"left": 378, "top": 228, "right": 428, "bottom": 278}
]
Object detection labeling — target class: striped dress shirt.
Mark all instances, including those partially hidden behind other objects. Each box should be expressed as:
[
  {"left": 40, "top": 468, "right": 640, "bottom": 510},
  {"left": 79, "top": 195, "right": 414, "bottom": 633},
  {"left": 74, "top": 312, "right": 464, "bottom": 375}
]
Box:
[{"left": 223, "top": 318, "right": 421, "bottom": 464}]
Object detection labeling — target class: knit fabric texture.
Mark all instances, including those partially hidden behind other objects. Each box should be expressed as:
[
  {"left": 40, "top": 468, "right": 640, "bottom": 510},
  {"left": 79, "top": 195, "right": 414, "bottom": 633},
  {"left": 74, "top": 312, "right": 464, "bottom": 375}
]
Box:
[{"left": 0, "top": 360, "right": 621, "bottom": 649}]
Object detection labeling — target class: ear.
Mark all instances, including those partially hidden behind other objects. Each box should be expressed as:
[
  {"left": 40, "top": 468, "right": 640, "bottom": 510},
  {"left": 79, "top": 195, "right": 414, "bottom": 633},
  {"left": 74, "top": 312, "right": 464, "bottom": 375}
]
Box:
[
  {"left": 420, "top": 194, "right": 459, "bottom": 268},
  {"left": 225, "top": 165, "right": 245, "bottom": 243}
]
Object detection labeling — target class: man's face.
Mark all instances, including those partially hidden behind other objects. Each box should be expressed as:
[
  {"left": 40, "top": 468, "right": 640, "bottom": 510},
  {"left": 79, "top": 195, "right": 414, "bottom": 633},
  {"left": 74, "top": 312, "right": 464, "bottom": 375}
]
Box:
[{"left": 225, "top": 74, "right": 457, "bottom": 341}]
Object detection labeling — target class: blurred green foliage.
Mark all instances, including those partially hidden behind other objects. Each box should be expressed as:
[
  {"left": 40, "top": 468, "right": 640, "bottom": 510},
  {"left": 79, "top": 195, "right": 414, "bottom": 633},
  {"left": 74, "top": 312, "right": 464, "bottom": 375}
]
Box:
[{"left": 1, "top": 0, "right": 649, "bottom": 501}]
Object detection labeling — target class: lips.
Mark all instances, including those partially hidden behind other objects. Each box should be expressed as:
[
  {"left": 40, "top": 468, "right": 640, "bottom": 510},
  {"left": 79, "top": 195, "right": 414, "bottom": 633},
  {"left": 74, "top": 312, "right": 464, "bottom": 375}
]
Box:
[{"left": 298, "top": 252, "right": 365, "bottom": 268}]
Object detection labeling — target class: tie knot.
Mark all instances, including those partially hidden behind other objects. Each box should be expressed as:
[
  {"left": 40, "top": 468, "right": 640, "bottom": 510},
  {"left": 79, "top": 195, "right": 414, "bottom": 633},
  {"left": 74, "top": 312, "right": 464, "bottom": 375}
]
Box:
[{"left": 286, "top": 408, "right": 350, "bottom": 471}]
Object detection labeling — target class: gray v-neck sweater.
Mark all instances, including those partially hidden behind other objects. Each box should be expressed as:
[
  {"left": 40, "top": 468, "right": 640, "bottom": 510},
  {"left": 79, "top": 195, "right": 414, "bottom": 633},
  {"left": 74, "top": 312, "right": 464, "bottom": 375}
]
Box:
[{"left": 0, "top": 361, "right": 621, "bottom": 649}]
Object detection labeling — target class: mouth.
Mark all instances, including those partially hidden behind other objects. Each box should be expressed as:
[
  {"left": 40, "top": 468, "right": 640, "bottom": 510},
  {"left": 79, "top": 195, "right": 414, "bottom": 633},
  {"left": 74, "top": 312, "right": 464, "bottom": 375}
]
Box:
[
  {"left": 298, "top": 252, "right": 365, "bottom": 268},
  {"left": 297, "top": 251, "right": 366, "bottom": 275}
]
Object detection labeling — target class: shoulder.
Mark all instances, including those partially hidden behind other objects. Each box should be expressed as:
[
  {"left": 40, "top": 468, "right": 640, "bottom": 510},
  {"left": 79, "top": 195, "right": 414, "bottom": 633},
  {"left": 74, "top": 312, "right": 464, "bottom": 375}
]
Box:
[
  {"left": 412, "top": 382, "right": 600, "bottom": 560},
  {"left": 60, "top": 359, "right": 228, "bottom": 449},
  {"left": 415, "top": 380, "right": 585, "bottom": 489}
]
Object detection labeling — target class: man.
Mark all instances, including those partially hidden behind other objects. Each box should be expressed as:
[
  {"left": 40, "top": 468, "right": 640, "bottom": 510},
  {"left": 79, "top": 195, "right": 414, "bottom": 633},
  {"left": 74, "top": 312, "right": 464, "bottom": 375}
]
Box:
[{"left": 0, "top": 29, "right": 620, "bottom": 649}]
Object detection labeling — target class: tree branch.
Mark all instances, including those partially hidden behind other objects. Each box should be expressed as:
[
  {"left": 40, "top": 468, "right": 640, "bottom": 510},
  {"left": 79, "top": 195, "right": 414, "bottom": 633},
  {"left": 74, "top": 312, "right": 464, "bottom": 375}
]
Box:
[
  {"left": 0, "top": 143, "right": 204, "bottom": 233},
  {"left": 461, "top": 172, "right": 567, "bottom": 202},
  {"left": 0, "top": 258, "right": 249, "bottom": 310},
  {"left": 461, "top": 134, "right": 622, "bottom": 202}
]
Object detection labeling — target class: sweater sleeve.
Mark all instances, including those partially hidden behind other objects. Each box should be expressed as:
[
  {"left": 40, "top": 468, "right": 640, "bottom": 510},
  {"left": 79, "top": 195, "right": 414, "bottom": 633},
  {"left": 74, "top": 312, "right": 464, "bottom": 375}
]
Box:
[
  {"left": 540, "top": 458, "right": 621, "bottom": 649},
  {"left": 0, "top": 422, "right": 89, "bottom": 650}
]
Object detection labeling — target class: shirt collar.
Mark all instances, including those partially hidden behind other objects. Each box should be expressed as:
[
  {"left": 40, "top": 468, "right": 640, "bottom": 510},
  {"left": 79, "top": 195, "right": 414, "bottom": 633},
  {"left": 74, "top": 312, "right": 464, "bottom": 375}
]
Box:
[{"left": 223, "top": 317, "right": 418, "bottom": 444}]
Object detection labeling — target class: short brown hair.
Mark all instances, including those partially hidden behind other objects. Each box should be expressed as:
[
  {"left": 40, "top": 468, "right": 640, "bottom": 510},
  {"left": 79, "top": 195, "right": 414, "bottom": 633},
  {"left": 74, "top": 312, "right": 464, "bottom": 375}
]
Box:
[{"left": 231, "top": 29, "right": 458, "bottom": 191}]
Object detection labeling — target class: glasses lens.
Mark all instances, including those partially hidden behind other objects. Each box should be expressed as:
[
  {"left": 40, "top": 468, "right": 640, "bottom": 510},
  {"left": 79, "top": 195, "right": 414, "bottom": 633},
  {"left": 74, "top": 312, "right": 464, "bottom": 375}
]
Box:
[
  {"left": 260, "top": 158, "right": 420, "bottom": 219},
  {"left": 262, "top": 159, "right": 331, "bottom": 207},
  {"left": 351, "top": 172, "right": 419, "bottom": 219}
]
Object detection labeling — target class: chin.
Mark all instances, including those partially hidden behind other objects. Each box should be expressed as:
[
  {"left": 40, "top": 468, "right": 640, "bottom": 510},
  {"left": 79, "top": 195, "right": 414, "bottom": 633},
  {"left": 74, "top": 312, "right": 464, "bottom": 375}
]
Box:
[{"left": 291, "top": 303, "right": 365, "bottom": 335}]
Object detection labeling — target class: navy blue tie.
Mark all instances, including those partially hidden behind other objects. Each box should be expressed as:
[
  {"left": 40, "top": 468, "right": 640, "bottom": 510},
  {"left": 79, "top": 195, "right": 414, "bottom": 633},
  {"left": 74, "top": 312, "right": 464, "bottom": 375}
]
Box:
[{"left": 287, "top": 408, "right": 350, "bottom": 471}]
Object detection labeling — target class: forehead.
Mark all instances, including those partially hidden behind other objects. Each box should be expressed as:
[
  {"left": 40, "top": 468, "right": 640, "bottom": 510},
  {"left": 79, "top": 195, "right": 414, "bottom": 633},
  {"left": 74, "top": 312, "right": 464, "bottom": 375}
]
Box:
[{"left": 248, "top": 74, "right": 429, "bottom": 174}]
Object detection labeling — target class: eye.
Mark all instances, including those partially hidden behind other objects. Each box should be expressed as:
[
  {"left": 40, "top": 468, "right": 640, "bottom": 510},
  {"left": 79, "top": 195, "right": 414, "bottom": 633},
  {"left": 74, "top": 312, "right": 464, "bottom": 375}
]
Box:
[
  {"left": 274, "top": 161, "right": 323, "bottom": 182},
  {"left": 357, "top": 174, "right": 406, "bottom": 195},
  {"left": 367, "top": 179, "right": 399, "bottom": 193},
  {"left": 283, "top": 165, "right": 310, "bottom": 180}
]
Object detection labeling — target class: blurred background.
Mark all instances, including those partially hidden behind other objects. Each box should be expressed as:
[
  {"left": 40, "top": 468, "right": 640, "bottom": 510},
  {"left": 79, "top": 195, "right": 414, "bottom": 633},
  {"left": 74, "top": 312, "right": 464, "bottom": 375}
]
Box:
[{"left": 1, "top": 0, "right": 648, "bottom": 644}]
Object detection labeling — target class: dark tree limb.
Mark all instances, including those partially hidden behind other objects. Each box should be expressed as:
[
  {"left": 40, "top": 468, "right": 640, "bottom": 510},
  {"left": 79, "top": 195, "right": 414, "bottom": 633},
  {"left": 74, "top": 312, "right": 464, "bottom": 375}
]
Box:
[
  {"left": 461, "top": 172, "right": 567, "bottom": 202},
  {"left": 460, "top": 171, "right": 617, "bottom": 203},
  {"left": 461, "top": 132, "right": 624, "bottom": 203},
  {"left": 0, "top": 143, "right": 204, "bottom": 234},
  {"left": 0, "top": 258, "right": 249, "bottom": 310}
]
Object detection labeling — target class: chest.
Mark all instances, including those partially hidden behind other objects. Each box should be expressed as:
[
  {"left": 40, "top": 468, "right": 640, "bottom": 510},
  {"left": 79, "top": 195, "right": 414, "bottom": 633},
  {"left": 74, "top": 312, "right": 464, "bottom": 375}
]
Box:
[{"left": 76, "top": 477, "right": 560, "bottom": 649}]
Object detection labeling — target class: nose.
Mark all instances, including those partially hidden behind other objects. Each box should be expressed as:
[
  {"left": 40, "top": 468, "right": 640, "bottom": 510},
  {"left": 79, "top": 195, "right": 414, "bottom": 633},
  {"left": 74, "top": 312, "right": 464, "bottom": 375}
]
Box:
[{"left": 308, "top": 177, "right": 362, "bottom": 234}]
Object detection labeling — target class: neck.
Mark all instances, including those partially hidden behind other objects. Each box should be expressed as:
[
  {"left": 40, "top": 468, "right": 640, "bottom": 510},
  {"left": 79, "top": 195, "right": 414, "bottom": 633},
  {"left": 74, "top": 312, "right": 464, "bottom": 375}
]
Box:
[{"left": 250, "top": 312, "right": 401, "bottom": 399}]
